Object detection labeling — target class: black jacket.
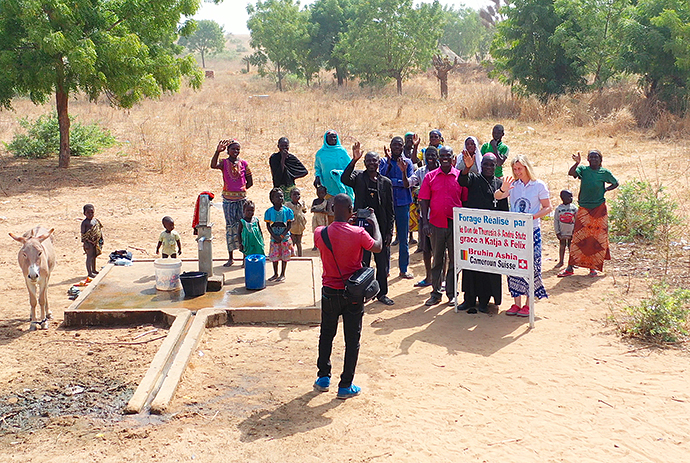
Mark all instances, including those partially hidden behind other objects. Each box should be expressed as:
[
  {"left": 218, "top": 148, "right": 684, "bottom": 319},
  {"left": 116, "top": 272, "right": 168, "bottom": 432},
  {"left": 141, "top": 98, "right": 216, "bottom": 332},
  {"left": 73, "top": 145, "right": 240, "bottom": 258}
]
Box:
[
  {"left": 341, "top": 160, "right": 395, "bottom": 238},
  {"left": 269, "top": 152, "right": 309, "bottom": 189}
]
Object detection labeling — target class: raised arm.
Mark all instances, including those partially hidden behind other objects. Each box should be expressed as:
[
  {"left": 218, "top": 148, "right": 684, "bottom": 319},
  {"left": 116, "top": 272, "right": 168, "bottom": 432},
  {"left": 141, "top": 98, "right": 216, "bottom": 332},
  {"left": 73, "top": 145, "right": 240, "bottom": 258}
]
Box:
[
  {"left": 494, "top": 176, "right": 514, "bottom": 200},
  {"left": 398, "top": 157, "right": 410, "bottom": 188},
  {"left": 568, "top": 152, "right": 581, "bottom": 178},
  {"left": 410, "top": 133, "right": 421, "bottom": 166},
  {"left": 211, "top": 140, "right": 230, "bottom": 169},
  {"left": 341, "top": 142, "right": 362, "bottom": 188},
  {"left": 461, "top": 150, "right": 474, "bottom": 175}
]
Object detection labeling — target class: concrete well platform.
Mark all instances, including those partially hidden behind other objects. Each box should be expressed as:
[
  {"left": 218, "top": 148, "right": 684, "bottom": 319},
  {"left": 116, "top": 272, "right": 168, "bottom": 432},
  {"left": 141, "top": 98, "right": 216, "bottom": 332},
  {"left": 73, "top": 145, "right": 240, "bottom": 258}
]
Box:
[{"left": 64, "top": 258, "right": 321, "bottom": 326}]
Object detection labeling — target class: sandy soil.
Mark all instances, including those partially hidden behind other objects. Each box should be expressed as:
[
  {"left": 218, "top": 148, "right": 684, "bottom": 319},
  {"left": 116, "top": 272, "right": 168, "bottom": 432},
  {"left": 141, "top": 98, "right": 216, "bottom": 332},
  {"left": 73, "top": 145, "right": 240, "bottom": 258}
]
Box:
[{"left": 1, "top": 81, "right": 690, "bottom": 461}]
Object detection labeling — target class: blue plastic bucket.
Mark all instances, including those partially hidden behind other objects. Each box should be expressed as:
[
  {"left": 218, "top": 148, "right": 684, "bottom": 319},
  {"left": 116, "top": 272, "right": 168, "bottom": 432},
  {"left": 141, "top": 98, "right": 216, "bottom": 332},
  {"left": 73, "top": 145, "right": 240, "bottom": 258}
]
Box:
[{"left": 245, "top": 254, "right": 266, "bottom": 290}]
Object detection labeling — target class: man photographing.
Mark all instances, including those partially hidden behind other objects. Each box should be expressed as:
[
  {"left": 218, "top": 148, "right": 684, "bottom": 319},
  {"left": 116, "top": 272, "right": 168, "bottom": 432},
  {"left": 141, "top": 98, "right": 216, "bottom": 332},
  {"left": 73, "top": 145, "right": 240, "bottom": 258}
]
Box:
[{"left": 313, "top": 193, "right": 383, "bottom": 399}]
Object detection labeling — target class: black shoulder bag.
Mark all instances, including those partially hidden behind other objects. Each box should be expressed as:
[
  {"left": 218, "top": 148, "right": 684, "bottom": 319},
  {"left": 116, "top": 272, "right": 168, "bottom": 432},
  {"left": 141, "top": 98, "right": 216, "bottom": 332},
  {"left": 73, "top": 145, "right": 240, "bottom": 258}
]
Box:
[{"left": 320, "top": 226, "right": 379, "bottom": 303}]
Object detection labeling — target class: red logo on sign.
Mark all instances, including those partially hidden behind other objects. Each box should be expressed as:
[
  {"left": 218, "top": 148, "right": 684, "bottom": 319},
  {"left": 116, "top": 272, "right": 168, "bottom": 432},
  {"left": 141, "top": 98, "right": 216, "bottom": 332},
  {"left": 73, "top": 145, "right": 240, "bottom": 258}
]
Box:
[{"left": 518, "top": 259, "right": 528, "bottom": 269}]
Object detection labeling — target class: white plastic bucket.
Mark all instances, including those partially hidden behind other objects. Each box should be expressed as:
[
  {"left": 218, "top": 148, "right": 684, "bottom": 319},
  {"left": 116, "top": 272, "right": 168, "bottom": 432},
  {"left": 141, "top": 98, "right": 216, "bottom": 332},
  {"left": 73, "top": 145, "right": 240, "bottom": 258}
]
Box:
[{"left": 154, "top": 258, "right": 182, "bottom": 291}]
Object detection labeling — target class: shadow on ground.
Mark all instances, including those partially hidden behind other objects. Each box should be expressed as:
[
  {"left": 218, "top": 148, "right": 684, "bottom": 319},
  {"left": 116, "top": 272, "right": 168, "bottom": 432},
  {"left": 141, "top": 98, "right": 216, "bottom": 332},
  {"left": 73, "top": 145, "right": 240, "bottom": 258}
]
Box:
[{"left": 238, "top": 390, "right": 341, "bottom": 442}]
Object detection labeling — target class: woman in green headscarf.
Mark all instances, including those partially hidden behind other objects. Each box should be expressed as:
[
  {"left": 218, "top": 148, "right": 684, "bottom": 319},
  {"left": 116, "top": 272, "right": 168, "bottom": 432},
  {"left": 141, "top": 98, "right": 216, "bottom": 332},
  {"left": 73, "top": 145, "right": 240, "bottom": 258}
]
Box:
[{"left": 314, "top": 130, "right": 354, "bottom": 202}]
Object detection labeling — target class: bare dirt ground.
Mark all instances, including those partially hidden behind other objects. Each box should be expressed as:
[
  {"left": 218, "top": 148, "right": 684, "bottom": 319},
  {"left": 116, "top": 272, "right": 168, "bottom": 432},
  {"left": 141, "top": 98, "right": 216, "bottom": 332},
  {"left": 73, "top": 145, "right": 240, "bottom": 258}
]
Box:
[{"left": 1, "top": 69, "right": 690, "bottom": 462}]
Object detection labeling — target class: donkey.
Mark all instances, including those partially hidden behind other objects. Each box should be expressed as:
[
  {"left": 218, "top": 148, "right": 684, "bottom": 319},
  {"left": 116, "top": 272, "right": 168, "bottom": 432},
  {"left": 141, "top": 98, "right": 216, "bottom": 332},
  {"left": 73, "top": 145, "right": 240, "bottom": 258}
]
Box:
[{"left": 9, "top": 227, "right": 56, "bottom": 330}]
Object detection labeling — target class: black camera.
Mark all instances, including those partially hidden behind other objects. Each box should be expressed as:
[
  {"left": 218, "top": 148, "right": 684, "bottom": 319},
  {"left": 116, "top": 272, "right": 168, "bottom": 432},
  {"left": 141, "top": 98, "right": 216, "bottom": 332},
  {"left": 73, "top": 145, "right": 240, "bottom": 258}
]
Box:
[{"left": 355, "top": 209, "right": 372, "bottom": 228}]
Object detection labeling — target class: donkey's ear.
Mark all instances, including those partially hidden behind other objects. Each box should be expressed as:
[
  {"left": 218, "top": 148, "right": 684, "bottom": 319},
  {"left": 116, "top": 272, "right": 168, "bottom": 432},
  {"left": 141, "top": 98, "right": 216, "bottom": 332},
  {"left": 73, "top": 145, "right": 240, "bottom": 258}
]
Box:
[
  {"left": 36, "top": 228, "right": 55, "bottom": 243},
  {"left": 9, "top": 232, "right": 26, "bottom": 243}
]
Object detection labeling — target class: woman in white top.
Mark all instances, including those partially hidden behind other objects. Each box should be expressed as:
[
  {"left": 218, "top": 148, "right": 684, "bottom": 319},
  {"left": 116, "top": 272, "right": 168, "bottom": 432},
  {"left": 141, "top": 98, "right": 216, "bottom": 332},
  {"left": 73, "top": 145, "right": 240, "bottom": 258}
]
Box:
[
  {"left": 494, "top": 154, "right": 552, "bottom": 317},
  {"left": 455, "top": 136, "right": 482, "bottom": 174}
]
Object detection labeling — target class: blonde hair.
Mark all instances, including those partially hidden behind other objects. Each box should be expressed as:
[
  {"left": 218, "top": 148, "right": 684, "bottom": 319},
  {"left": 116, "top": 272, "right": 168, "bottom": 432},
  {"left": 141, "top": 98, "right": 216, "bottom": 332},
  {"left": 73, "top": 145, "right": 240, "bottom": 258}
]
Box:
[{"left": 510, "top": 154, "right": 537, "bottom": 181}]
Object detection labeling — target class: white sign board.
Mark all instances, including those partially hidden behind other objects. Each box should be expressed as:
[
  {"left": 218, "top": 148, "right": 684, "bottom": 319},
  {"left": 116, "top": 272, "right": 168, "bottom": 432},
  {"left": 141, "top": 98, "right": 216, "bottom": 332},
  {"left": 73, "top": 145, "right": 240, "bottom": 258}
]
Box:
[{"left": 453, "top": 207, "right": 536, "bottom": 327}]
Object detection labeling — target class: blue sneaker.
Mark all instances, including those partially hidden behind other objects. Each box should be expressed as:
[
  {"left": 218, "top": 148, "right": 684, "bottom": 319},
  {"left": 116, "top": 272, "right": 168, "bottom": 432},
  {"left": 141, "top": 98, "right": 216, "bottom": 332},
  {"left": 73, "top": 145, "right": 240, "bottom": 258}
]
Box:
[
  {"left": 336, "top": 384, "right": 361, "bottom": 399},
  {"left": 313, "top": 376, "right": 330, "bottom": 392}
]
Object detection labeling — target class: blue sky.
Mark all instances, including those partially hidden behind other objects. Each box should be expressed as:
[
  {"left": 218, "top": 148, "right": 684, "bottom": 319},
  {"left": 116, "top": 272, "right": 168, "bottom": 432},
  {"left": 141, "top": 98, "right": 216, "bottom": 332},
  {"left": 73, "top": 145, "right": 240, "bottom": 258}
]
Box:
[{"left": 194, "top": 1, "right": 493, "bottom": 35}]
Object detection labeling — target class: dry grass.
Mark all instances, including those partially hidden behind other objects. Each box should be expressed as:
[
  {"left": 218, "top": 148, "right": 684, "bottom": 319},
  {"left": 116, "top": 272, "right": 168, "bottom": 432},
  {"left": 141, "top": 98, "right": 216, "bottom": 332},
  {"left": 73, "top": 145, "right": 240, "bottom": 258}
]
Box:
[{"left": 1, "top": 64, "right": 688, "bottom": 199}]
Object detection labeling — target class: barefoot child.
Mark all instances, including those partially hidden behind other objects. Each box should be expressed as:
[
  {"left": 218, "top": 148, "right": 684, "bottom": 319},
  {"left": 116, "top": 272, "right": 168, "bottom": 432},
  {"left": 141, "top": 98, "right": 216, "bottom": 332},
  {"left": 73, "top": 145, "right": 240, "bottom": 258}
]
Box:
[
  {"left": 264, "top": 188, "right": 294, "bottom": 282},
  {"left": 553, "top": 190, "right": 577, "bottom": 267},
  {"left": 285, "top": 188, "right": 307, "bottom": 256},
  {"left": 156, "top": 216, "right": 182, "bottom": 258},
  {"left": 81, "top": 204, "right": 104, "bottom": 278},
  {"left": 238, "top": 200, "right": 265, "bottom": 265},
  {"left": 311, "top": 185, "right": 330, "bottom": 250}
]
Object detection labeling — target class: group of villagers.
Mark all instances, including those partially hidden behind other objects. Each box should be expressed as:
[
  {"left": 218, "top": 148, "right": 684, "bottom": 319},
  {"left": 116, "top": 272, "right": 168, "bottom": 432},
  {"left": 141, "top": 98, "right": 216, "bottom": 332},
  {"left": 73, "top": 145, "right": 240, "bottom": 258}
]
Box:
[{"left": 210, "top": 126, "right": 618, "bottom": 316}]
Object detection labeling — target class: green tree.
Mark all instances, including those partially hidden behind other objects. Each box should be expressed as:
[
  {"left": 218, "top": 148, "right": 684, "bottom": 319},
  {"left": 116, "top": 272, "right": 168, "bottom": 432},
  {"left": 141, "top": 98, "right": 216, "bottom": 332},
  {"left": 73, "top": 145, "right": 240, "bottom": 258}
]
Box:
[
  {"left": 308, "top": 0, "right": 354, "bottom": 86},
  {"left": 0, "top": 0, "right": 205, "bottom": 168},
  {"left": 247, "top": 0, "right": 310, "bottom": 91},
  {"left": 339, "top": 0, "right": 445, "bottom": 94},
  {"left": 441, "top": 6, "right": 494, "bottom": 62},
  {"left": 553, "top": 0, "right": 630, "bottom": 90},
  {"left": 179, "top": 19, "right": 226, "bottom": 68},
  {"left": 618, "top": 0, "right": 690, "bottom": 111},
  {"left": 490, "top": 0, "right": 587, "bottom": 102}
]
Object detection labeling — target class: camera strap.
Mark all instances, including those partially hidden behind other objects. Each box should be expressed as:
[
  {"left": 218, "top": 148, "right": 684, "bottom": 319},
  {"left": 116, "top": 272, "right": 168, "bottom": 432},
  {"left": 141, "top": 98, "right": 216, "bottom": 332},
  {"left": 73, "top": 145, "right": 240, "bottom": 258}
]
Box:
[{"left": 320, "top": 226, "right": 348, "bottom": 288}]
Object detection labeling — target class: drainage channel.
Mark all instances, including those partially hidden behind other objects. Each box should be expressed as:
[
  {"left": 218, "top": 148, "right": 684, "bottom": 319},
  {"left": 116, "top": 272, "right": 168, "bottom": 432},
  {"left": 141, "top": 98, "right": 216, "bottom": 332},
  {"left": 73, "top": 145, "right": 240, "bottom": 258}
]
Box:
[
  {"left": 124, "top": 310, "right": 193, "bottom": 415},
  {"left": 124, "top": 308, "right": 228, "bottom": 415},
  {"left": 143, "top": 311, "right": 195, "bottom": 414}
]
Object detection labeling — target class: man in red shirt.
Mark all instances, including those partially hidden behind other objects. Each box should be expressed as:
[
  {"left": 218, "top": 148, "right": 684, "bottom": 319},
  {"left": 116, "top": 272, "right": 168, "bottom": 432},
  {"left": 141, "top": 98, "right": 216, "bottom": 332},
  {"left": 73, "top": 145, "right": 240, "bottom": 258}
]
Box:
[
  {"left": 313, "top": 193, "right": 383, "bottom": 399},
  {"left": 418, "top": 146, "right": 467, "bottom": 306}
]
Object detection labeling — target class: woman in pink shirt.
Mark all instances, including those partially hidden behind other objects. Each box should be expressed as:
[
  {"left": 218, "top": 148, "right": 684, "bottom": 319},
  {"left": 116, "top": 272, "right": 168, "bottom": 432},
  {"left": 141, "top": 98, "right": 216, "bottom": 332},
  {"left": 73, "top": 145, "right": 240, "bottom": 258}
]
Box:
[{"left": 211, "top": 139, "right": 253, "bottom": 266}]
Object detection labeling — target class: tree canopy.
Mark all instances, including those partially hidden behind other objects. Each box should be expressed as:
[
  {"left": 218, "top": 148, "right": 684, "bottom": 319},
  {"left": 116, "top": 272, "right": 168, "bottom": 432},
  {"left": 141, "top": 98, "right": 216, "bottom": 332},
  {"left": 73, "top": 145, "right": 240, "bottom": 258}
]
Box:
[
  {"left": 179, "top": 19, "right": 226, "bottom": 68},
  {"left": 246, "top": 0, "right": 310, "bottom": 91},
  {"left": 618, "top": 0, "right": 690, "bottom": 111},
  {"left": 308, "top": 0, "right": 354, "bottom": 86},
  {"left": 0, "top": 0, "right": 205, "bottom": 167},
  {"left": 441, "top": 6, "right": 494, "bottom": 62},
  {"left": 490, "top": 0, "right": 588, "bottom": 102},
  {"left": 339, "top": 0, "right": 445, "bottom": 94},
  {"left": 489, "top": 0, "right": 690, "bottom": 109},
  {"left": 552, "top": 0, "right": 629, "bottom": 90}
]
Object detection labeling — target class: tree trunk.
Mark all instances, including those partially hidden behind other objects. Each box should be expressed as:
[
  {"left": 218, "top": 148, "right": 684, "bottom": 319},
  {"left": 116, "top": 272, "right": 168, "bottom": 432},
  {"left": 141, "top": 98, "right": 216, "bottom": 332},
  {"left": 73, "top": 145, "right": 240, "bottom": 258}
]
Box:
[
  {"left": 336, "top": 66, "right": 344, "bottom": 86},
  {"left": 438, "top": 70, "right": 449, "bottom": 99},
  {"left": 56, "top": 84, "right": 70, "bottom": 168},
  {"left": 396, "top": 75, "right": 402, "bottom": 95},
  {"left": 201, "top": 50, "right": 206, "bottom": 68},
  {"left": 276, "top": 63, "right": 283, "bottom": 92},
  {"left": 246, "top": 60, "right": 250, "bottom": 73}
]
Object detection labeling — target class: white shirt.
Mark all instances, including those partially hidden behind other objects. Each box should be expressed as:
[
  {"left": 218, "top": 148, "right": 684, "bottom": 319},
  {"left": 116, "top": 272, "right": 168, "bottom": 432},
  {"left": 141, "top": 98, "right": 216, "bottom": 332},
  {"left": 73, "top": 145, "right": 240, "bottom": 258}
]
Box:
[
  {"left": 408, "top": 165, "right": 432, "bottom": 188},
  {"left": 509, "top": 179, "right": 550, "bottom": 229}
]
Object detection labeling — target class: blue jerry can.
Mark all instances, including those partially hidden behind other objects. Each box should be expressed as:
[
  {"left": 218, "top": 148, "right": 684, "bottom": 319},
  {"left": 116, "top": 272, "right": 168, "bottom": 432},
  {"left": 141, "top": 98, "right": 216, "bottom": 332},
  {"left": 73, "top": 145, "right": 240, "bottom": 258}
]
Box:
[{"left": 245, "top": 254, "right": 266, "bottom": 290}]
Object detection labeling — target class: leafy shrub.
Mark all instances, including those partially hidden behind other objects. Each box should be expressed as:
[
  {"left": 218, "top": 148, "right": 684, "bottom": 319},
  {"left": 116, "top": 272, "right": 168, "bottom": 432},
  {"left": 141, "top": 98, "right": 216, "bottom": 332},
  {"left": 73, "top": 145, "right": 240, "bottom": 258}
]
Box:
[
  {"left": 621, "top": 285, "right": 690, "bottom": 343},
  {"left": 5, "top": 113, "right": 115, "bottom": 159},
  {"left": 609, "top": 180, "right": 681, "bottom": 242}
]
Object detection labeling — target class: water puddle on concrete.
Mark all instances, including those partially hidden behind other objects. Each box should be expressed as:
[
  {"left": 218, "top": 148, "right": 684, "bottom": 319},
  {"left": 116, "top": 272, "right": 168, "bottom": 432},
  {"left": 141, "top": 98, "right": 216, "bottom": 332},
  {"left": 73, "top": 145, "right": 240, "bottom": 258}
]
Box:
[{"left": 74, "top": 259, "right": 317, "bottom": 312}]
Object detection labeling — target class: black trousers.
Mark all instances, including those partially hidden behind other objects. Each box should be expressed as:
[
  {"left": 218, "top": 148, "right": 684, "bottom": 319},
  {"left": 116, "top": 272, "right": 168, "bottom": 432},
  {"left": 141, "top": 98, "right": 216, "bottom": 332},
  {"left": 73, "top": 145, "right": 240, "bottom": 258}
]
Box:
[
  {"left": 362, "top": 246, "right": 390, "bottom": 298},
  {"left": 430, "top": 220, "right": 455, "bottom": 299},
  {"left": 317, "top": 286, "right": 364, "bottom": 389}
]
